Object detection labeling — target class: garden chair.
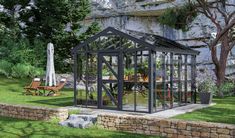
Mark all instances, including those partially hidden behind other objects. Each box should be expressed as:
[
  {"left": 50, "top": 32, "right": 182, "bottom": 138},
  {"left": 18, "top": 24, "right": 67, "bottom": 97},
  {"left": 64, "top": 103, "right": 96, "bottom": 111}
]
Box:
[
  {"left": 24, "top": 78, "right": 41, "bottom": 95},
  {"left": 38, "top": 78, "right": 67, "bottom": 96}
]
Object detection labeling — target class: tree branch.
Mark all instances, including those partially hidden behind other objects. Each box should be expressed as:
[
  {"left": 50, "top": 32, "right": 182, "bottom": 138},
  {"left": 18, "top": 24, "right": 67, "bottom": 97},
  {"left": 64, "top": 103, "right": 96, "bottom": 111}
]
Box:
[
  {"left": 196, "top": 0, "right": 222, "bottom": 31},
  {"left": 225, "top": 3, "right": 235, "bottom": 7},
  {"left": 213, "top": 2, "right": 228, "bottom": 23},
  {"left": 228, "top": 11, "right": 235, "bottom": 23},
  {"left": 228, "top": 41, "right": 235, "bottom": 50},
  {"left": 211, "top": 18, "right": 235, "bottom": 48},
  {"left": 211, "top": 46, "right": 220, "bottom": 66}
]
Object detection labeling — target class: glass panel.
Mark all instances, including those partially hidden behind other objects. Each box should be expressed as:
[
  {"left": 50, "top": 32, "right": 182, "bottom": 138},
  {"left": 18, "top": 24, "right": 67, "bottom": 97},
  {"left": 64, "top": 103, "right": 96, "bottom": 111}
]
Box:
[
  {"left": 172, "top": 55, "right": 180, "bottom": 107},
  {"left": 102, "top": 56, "right": 118, "bottom": 80},
  {"left": 154, "top": 52, "right": 162, "bottom": 111},
  {"left": 165, "top": 53, "right": 172, "bottom": 109},
  {"left": 136, "top": 50, "right": 149, "bottom": 112},
  {"left": 76, "top": 53, "right": 86, "bottom": 106},
  {"left": 102, "top": 82, "right": 118, "bottom": 109},
  {"left": 187, "top": 64, "right": 192, "bottom": 103},
  {"left": 100, "top": 54, "right": 119, "bottom": 109},
  {"left": 181, "top": 55, "right": 188, "bottom": 104},
  {"left": 186, "top": 82, "right": 192, "bottom": 103},
  {"left": 98, "top": 36, "right": 120, "bottom": 50},
  {"left": 123, "top": 53, "right": 135, "bottom": 111},
  {"left": 122, "top": 38, "right": 136, "bottom": 49},
  {"left": 77, "top": 53, "right": 98, "bottom": 107}
]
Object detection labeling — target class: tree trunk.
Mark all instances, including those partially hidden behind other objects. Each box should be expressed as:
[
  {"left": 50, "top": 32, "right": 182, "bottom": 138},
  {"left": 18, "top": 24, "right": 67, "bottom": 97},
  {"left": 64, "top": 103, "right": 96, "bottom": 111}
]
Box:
[
  {"left": 213, "top": 35, "right": 230, "bottom": 97},
  {"left": 211, "top": 34, "right": 230, "bottom": 87},
  {"left": 215, "top": 56, "right": 227, "bottom": 86}
]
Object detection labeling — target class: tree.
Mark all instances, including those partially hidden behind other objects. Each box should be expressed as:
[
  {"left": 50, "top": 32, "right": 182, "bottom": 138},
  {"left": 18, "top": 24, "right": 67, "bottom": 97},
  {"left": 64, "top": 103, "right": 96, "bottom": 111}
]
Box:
[
  {"left": 159, "top": 0, "right": 235, "bottom": 90},
  {"left": 0, "top": 0, "right": 100, "bottom": 72},
  {"left": 193, "top": 0, "right": 235, "bottom": 88}
]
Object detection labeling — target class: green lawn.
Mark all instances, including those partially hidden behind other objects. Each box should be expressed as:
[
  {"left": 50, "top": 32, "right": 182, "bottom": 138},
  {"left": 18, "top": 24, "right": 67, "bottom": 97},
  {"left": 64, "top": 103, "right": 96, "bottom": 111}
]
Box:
[
  {"left": 0, "top": 117, "right": 158, "bottom": 138},
  {"left": 0, "top": 76, "right": 74, "bottom": 108},
  {"left": 1, "top": 76, "right": 235, "bottom": 125},
  {"left": 0, "top": 76, "right": 149, "bottom": 108},
  {"left": 173, "top": 96, "right": 235, "bottom": 124}
]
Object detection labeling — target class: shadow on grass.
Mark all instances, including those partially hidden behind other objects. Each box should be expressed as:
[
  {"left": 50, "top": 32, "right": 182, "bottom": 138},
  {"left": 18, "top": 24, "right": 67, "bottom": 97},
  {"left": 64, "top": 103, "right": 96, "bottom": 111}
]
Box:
[
  {"left": 213, "top": 97, "right": 235, "bottom": 105},
  {"left": 29, "top": 97, "right": 74, "bottom": 107},
  {"left": 0, "top": 117, "right": 156, "bottom": 138}
]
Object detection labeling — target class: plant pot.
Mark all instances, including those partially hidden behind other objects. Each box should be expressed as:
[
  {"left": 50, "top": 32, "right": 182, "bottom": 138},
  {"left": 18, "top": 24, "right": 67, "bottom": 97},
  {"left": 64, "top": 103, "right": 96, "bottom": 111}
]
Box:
[
  {"left": 128, "top": 75, "right": 133, "bottom": 80},
  {"left": 109, "top": 75, "right": 115, "bottom": 80},
  {"left": 124, "top": 75, "right": 128, "bottom": 80},
  {"left": 199, "top": 92, "right": 213, "bottom": 104},
  {"left": 103, "top": 76, "right": 109, "bottom": 80}
]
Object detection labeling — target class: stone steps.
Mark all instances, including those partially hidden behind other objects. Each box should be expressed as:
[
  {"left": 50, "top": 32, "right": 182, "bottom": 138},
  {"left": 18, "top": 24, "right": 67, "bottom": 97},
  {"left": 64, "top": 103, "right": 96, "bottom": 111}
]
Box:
[{"left": 59, "top": 114, "right": 97, "bottom": 129}]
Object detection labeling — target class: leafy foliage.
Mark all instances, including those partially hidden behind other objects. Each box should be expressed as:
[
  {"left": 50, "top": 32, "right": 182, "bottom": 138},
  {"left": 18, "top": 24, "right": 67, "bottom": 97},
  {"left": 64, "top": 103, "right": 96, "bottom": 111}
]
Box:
[
  {"left": 198, "top": 78, "right": 216, "bottom": 94},
  {"left": 0, "top": 60, "right": 12, "bottom": 77},
  {"left": 197, "top": 69, "right": 216, "bottom": 94},
  {"left": 217, "top": 82, "right": 235, "bottom": 97},
  {"left": 0, "top": 27, "right": 46, "bottom": 78},
  {"left": 17, "top": 0, "right": 100, "bottom": 72},
  {"left": 0, "top": 0, "right": 100, "bottom": 73},
  {"left": 138, "top": 61, "right": 149, "bottom": 77},
  {"left": 12, "top": 63, "right": 44, "bottom": 78},
  {"left": 158, "top": 3, "right": 197, "bottom": 31},
  {"left": 0, "top": 35, "right": 46, "bottom": 63},
  {"left": 0, "top": 60, "right": 44, "bottom": 78}
]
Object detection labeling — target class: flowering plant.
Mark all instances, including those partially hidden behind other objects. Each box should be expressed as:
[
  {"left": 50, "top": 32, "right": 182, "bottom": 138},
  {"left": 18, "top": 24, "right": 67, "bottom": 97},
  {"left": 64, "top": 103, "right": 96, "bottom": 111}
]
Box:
[{"left": 197, "top": 68, "right": 216, "bottom": 93}]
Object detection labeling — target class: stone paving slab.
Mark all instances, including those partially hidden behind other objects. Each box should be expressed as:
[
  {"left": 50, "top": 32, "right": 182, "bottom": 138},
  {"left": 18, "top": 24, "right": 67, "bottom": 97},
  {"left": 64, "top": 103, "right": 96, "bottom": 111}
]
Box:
[
  {"left": 147, "top": 103, "right": 216, "bottom": 118},
  {"left": 64, "top": 103, "right": 216, "bottom": 118}
]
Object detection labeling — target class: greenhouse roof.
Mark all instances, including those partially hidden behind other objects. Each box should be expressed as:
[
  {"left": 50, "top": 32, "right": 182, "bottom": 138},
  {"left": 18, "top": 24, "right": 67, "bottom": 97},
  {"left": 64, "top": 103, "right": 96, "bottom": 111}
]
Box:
[{"left": 72, "top": 27, "right": 200, "bottom": 55}]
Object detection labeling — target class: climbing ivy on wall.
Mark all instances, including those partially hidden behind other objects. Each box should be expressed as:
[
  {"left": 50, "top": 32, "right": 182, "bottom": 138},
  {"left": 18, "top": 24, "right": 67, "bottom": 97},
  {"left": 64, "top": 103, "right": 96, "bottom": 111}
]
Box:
[{"left": 158, "top": 3, "right": 198, "bottom": 32}]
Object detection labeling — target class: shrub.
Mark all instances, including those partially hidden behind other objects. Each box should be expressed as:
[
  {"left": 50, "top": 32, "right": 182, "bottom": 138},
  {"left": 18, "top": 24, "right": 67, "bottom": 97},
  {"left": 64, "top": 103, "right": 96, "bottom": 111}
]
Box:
[
  {"left": 198, "top": 78, "right": 216, "bottom": 94},
  {"left": 218, "top": 82, "right": 235, "bottom": 97},
  {"left": 12, "top": 64, "right": 45, "bottom": 78},
  {"left": 29, "top": 67, "right": 45, "bottom": 77},
  {"left": 0, "top": 35, "right": 46, "bottom": 69},
  {"left": 158, "top": 3, "right": 198, "bottom": 31},
  {"left": 12, "top": 64, "right": 32, "bottom": 78},
  {"left": 0, "top": 60, "right": 13, "bottom": 77}
]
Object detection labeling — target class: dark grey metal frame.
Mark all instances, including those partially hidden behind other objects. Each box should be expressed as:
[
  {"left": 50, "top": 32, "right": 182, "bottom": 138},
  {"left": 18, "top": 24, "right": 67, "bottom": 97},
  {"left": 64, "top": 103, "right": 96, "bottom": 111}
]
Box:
[
  {"left": 71, "top": 27, "right": 199, "bottom": 113},
  {"left": 97, "top": 52, "right": 124, "bottom": 110}
]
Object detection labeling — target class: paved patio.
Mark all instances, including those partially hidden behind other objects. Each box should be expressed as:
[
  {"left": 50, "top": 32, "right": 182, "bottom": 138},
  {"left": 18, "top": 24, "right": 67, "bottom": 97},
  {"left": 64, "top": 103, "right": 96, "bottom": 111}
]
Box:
[{"left": 65, "top": 103, "right": 216, "bottom": 118}]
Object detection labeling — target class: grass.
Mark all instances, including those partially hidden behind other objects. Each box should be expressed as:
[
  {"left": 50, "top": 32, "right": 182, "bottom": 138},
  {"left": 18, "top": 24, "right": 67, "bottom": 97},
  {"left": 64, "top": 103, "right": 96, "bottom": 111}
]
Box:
[
  {"left": 68, "top": 109, "right": 80, "bottom": 115},
  {"left": 0, "top": 76, "right": 149, "bottom": 108},
  {"left": 173, "top": 96, "right": 235, "bottom": 124},
  {"left": 1, "top": 76, "right": 235, "bottom": 124},
  {"left": 0, "top": 76, "right": 74, "bottom": 108},
  {"left": 0, "top": 77, "right": 159, "bottom": 138},
  {"left": 0, "top": 117, "right": 159, "bottom": 138}
]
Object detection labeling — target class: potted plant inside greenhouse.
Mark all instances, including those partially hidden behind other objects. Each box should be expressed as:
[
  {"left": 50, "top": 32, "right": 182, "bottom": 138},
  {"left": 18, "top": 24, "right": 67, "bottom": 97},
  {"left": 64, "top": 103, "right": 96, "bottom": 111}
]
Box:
[
  {"left": 124, "top": 68, "right": 134, "bottom": 80},
  {"left": 102, "top": 68, "right": 110, "bottom": 80},
  {"left": 138, "top": 61, "right": 149, "bottom": 82},
  {"left": 198, "top": 78, "right": 215, "bottom": 104}
]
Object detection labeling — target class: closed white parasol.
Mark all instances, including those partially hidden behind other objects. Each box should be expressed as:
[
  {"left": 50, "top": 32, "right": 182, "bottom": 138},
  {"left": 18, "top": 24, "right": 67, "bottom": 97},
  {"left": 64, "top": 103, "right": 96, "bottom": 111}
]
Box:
[{"left": 45, "top": 43, "right": 56, "bottom": 86}]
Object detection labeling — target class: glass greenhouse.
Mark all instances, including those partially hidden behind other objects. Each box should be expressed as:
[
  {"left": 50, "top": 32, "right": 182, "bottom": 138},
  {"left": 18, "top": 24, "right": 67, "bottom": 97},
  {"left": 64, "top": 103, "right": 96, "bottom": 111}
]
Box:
[{"left": 72, "top": 27, "right": 199, "bottom": 113}]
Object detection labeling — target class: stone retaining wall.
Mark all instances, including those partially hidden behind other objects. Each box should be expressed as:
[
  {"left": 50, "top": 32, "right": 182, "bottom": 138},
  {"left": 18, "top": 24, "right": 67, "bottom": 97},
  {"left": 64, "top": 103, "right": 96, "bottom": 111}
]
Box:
[
  {"left": 97, "top": 114, "right": 235, "bottom": 138},
  {"left": 0, "top": 103, "right": 68, "bottom": 121}
]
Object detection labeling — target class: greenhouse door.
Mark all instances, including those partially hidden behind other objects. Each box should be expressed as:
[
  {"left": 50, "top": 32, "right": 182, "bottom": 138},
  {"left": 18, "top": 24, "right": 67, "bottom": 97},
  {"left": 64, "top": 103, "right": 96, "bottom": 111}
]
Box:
[{"left": 97, "top": 52, "right": 123, "bottom": 110}]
